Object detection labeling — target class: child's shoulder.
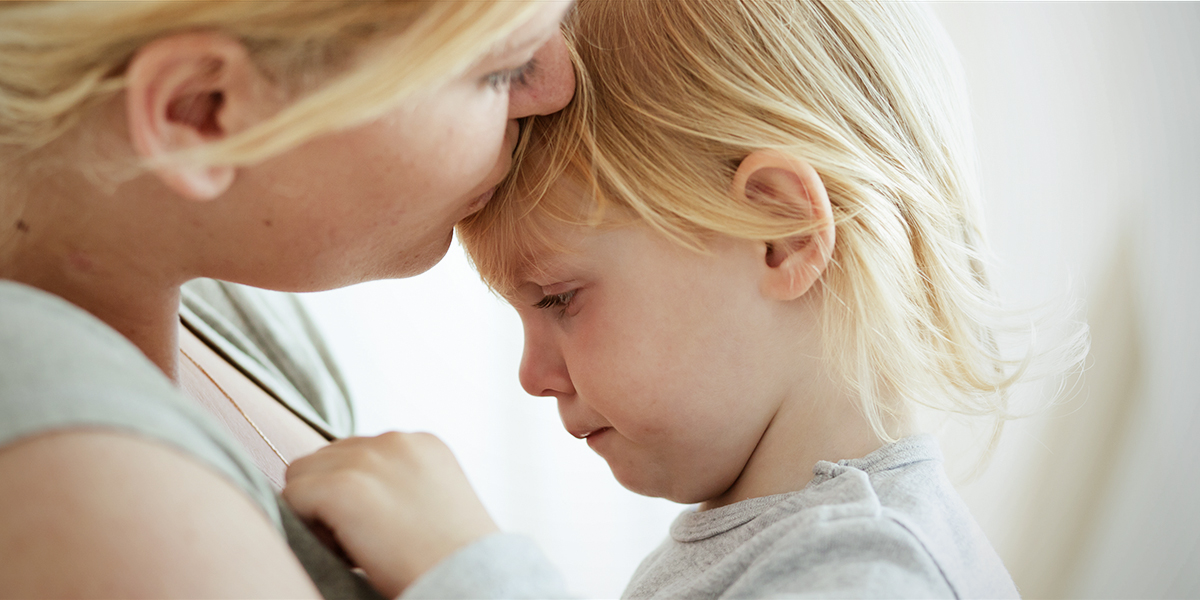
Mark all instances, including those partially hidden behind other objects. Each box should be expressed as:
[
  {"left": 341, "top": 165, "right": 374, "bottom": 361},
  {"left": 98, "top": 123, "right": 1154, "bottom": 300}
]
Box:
[
  {"left": 628, "top": 439, "right": 1012, "bottom": 597},
  {"left": 626, "top": 436, "right": 1018, "bottom": 599},
  {"left": 626, "top": 440, "right": 948, "bottom": 598},
  {"left": 804, "top": 433, "right": 951, "bottom": 516},
  {"left": 760, "top": 435, "right": 1018, "bottom": 599}
]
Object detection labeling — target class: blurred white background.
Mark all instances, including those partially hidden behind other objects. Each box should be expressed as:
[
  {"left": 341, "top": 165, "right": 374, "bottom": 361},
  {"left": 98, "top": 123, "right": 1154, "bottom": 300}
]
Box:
[{"left": 302, "top": 3, "right": 1200, "bottom": 598}]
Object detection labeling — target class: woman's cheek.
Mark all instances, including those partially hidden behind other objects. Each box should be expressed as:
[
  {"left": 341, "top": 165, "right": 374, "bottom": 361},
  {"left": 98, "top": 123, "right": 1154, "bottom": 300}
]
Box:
[{"left": 471, "top": 94, "right": 510, "bottom": 157}]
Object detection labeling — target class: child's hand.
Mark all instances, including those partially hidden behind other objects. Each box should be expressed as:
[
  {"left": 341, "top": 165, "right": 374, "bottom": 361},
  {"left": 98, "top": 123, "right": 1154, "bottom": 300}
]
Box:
[{"left": 282, "top": 432, "right": 499, "bottom": 599}]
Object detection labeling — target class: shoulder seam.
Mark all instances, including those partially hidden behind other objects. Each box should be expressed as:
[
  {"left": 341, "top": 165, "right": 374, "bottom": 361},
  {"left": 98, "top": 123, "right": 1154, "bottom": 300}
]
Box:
[{"left": 882, "top": 511, "right": 961, "bottom": 599}]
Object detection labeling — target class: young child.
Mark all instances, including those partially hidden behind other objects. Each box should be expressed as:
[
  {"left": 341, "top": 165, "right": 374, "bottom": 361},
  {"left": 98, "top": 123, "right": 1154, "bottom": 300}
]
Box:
[{"left": 285, "top": 0, "right": 1075, "bottom": 597}]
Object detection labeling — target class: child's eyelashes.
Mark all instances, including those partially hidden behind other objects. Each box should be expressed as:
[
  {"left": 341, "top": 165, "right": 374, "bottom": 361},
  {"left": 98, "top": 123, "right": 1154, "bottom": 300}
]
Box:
[
  {"left": 485, "top": 58, "right": 537, "bottom": 91},
  {"left": 534, "top": 289, "right": 576, "bottom": 315}
]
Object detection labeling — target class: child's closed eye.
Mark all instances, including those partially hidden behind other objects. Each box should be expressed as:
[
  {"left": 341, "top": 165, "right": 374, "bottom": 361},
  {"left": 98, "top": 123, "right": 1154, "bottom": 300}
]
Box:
[{"left": 534, "top": 290, "right": 577, "bottom": 316}]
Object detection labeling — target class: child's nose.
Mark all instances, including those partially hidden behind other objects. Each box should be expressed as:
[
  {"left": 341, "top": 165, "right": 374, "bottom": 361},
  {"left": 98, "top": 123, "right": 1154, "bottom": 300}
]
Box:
[{"left": 518, "top": 327, "right": 575, "bottom": 399}]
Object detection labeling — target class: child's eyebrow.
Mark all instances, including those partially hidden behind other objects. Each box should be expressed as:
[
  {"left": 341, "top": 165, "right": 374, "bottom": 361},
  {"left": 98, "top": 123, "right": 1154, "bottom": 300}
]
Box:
[
  {"left": 514, "top": 258, "right": 554, "bottom": 286},
  {"left": 489, "top": 250, "right": 551, "bottom": 301},
  {"left": 515, "top": 248, "right": 575, "bottom": 287}
]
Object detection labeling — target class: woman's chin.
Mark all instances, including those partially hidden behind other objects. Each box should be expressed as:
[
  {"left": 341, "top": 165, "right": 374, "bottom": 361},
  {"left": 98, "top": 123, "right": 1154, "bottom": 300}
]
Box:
[
  {"left": 463, "top": 187, "right": 497, "bottom": 217},
  {"left": 392, "top": 230, "right": 455, "bottom": 279}
]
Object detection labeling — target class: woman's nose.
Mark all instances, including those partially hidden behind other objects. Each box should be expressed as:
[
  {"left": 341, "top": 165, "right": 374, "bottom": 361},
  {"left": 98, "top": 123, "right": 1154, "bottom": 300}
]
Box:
[
  {"left": 518, "top": 324, "right": 575, "bottom": 399},
  {"left": 508, "top": 31, "right": 576, "bottom": 120}
]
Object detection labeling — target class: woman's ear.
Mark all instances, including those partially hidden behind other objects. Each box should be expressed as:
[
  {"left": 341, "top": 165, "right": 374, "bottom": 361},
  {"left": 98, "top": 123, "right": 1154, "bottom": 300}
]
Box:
[
  {"left": 730, "top": 150, "right": 835, "bottom": 301},
  {"left": 124, "top": 32, "right": 274, "bottom": 200}
]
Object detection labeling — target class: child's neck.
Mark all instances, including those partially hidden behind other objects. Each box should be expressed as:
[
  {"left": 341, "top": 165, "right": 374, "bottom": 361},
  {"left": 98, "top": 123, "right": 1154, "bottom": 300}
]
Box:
[{"left": 699, "top": 384, "right": 912, "bottom": 512}]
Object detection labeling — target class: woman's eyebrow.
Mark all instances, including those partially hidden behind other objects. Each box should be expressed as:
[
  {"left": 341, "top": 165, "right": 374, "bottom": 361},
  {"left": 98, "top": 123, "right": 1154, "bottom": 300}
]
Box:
[
  {"left": 490, "top": 30, "right": 550, "bottom": 61},
  {"left": 490, "top": 1, "right": 573, "bottom": 58}
]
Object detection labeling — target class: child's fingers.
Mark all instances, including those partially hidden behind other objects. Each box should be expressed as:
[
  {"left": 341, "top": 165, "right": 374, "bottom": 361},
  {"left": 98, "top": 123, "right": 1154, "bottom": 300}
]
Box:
[
  {"left": 283, "top": 434, "right": 413, "bottom": 525},
  {"left": 305, "top": 517, "right": 357, "bottom": 567},
  {"left": 287, "top": 432, "right": 451, "bottom": 482},
  {"left": 281, "top": 432, "right": 498, "bottom": 598},
  {"left": 282, "top": 459, "right": 369, "bottom": 523}
]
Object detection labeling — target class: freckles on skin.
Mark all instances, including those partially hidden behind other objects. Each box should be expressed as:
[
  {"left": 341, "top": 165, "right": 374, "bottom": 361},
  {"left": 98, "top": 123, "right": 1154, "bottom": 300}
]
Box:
[
  {"left": 334, "top": 94, "right": 499, "bottom": 265},
  {"left": 507, "top": 31, "right": 576, "bottom": 119}
]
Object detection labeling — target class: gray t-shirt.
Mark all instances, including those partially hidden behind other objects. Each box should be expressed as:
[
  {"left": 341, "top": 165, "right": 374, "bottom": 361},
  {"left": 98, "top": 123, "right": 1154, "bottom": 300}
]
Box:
[
  {"left": 405, "top": 435, "right": 1015, "bottom": 599},
  {"left": 180, "top": 278, "right": 355, "bottom": 439},
  {"left": 0, "top": 279, "right": 380, "bottom": 599},
  {"left": 624, "top": 435, "right": 1018, "bottom": 599}
]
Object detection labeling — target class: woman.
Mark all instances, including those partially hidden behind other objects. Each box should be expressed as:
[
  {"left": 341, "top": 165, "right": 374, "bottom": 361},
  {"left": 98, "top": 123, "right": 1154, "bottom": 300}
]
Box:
[{"left": 0, "top": 1, "right": 575, "bottom": 597}]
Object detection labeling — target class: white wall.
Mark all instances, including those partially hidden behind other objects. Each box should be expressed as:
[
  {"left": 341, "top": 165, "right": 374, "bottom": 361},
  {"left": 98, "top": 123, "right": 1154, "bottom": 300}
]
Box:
[
  {"left": 931, "top": 4, "right": 1200, "bottom": 597},
  {"left": 302, "top": 3, "right": 1200, "bottom": 597}
]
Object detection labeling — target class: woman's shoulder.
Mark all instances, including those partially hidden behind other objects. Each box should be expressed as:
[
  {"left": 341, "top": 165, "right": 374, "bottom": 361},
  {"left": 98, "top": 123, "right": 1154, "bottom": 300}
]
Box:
[
  {"left": 1, "top": 279, "right": 139, "bottom": 369},
  {"left": 0, "top": 427, "right": 319, "bottom": 597},
  {"left": 0, "top": 279, "right": 279, "bottom": 525},
  {"left": 0, "top": 279, "right": 177, "bottom": 406}
]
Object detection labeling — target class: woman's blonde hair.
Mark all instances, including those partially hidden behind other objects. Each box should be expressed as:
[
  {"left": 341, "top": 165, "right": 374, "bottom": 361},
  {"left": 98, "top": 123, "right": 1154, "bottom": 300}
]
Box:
[
  {"left": 460, "top": 0, "right": 1086, "bottom": 444},
  {"left": 0, "top": 0, "right": 542, "bottom": 167}
]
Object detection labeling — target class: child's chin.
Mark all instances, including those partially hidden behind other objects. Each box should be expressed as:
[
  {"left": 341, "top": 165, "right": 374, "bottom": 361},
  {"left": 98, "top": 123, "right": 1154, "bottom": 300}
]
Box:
[
  {"left": 611, "top": 471, "right": 697, "bottom": 504},
  {"left": 610, "top": 469, "right": 661, "bottom": 499}
]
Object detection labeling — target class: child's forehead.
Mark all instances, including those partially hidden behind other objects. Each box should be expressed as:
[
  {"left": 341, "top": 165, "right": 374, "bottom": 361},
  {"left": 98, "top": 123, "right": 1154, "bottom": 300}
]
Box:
[
  {"left": 513, "top": 172, "right": 597, "bottom": 252},
  {"left": 481, "top": 149, "right": 630, "bottom": 297},
  {"left": 490, "top": 244, "right": 575, "bottom": 306},
  {"left": 482, "top": 187, "right": 589, "bottom": 298},
  {"left": 506, "top": 216, "right": 587, "bottom": 282}
]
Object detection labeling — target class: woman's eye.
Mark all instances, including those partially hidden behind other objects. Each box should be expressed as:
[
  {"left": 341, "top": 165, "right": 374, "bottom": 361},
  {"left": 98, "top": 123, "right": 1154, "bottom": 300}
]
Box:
[
  {"left": 533, "top": 289, "right": 576, "bottom": 314},
  {"left": 485, "top": 58, "right": 537, "bottom": 91}
]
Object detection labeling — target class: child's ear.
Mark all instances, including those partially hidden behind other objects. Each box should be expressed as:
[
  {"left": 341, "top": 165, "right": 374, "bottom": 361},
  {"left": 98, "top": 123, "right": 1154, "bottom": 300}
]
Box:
[
  {"left": 124, "top": 32, "right": 276, "bottom": 200},
  {"left": 730, "top": 150, "right": 835, "bottom": 301}
]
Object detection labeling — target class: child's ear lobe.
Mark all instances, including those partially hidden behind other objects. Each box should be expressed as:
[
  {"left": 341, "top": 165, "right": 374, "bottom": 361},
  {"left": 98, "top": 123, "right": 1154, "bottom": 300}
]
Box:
[
  {"left": 125, "top": 32, "right": 272, "bottom": 201},
  {"left": 730, "top": 150, "right": 836, "bottom": 301}
]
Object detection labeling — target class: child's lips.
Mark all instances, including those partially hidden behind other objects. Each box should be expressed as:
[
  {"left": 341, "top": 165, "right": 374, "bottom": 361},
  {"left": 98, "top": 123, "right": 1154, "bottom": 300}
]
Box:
[
  {"left": 569, "top": 426, "right": 610, "bottom": 440},
  {"left": 584, "top": 427, "right": 611, "bottom": 449}
]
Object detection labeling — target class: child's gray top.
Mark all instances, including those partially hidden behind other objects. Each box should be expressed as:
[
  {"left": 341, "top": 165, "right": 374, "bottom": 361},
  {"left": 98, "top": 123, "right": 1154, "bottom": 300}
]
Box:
[
  {"left": 623, "top": 434, "right": 1018, "bottom": 599},
  {"left": 403, "top": 435, "right": 1016, "bottom": 599}
]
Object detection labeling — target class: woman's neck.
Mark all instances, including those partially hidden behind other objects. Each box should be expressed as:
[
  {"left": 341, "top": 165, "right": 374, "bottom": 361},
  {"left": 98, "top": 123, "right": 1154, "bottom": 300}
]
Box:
[{"left": 2, "top": 184, "right": 190, "bottom": 381}]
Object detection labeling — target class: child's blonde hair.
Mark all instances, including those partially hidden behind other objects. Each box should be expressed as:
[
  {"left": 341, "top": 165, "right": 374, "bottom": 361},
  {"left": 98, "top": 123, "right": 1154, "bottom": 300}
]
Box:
[
  {"left": 460, "top": 0, "right": 1082, "bottom": 444},
  {"left": 0, "top": 1, "right": 542, "bottom": 168}
]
